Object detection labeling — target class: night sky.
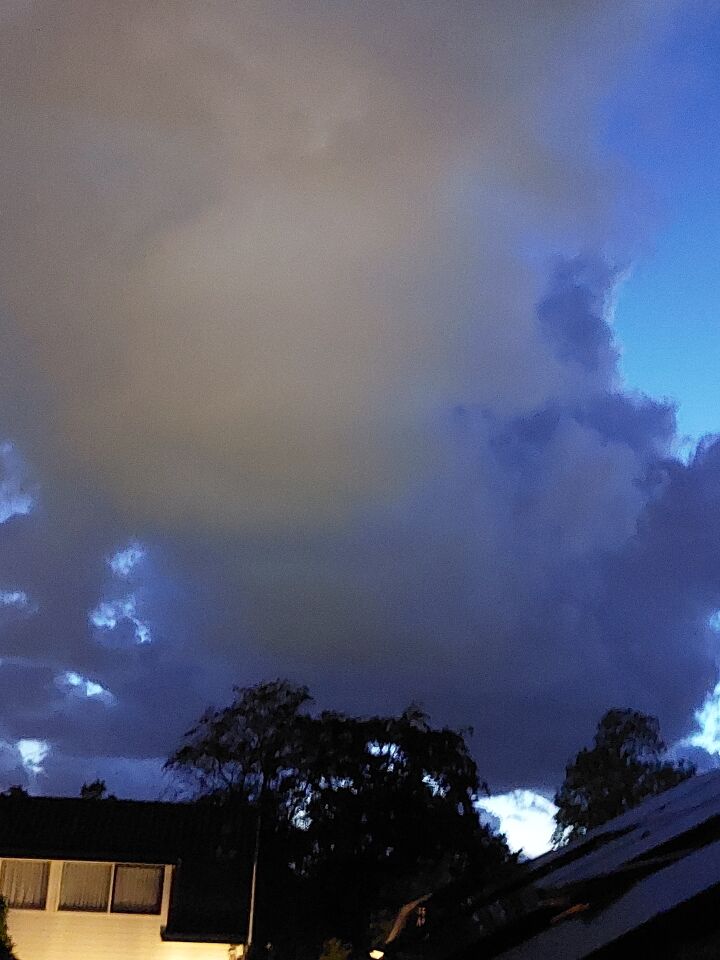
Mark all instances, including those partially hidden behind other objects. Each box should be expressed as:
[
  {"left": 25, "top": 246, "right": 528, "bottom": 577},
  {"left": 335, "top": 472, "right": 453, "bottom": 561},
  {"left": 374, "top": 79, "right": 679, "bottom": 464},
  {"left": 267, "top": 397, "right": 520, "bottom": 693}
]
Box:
[{"left": 2, "top": 1, "right": 720, "bottom": 857}]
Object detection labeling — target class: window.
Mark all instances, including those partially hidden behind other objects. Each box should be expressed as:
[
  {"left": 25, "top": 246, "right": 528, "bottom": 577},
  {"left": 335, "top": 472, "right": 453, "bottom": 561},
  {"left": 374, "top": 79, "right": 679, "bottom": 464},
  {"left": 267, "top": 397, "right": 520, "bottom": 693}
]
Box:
[
  {"left": 111, "top": 864, "right": 163, "bottom": 914},
  {"left": 56, "top": 861, "right": 164, "bottom": 914},
  {"left": 0, "top": 860, "right": 49, "bottom": 909},
  {"left": 59, "top": 862, "right": 112, "bottom": 911}
]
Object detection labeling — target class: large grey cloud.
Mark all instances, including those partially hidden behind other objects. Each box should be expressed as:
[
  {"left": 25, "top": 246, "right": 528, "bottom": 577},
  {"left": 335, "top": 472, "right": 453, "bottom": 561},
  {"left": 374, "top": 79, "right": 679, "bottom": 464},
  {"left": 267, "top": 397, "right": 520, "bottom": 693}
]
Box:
[
  {"left": 0, "top": 0, "right": 665, "bottom": 525},
  {"left": 3, "top": 0, "right": 717, "bottom": 798}
]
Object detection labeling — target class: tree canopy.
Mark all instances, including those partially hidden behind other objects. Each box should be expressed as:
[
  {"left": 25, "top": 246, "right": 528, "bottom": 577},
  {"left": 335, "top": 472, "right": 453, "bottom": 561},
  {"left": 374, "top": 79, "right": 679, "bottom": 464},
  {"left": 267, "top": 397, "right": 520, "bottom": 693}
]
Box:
[
  {"left": 80, "top": 779, "right": 115, "bottom": 800},
  {"left": 166, "top": 679, "right": 312, "bottom": 818},
  {"left": 553, "top": 708, "right": 694, "bottom": 844},
  {"left": 166, "top": 679, "right": 509, "bottom": 955},
  {"left": 0, "top": 786, "right": 27, "bottom": 799}
]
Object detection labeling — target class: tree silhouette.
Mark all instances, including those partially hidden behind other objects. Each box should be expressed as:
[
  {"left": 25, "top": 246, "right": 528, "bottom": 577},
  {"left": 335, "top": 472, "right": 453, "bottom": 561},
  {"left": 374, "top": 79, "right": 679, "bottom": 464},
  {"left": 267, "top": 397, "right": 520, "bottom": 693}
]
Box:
[
  {"left": 0, "top": 898, "right": 17, "bottom": 960},
  {"left": 166, "top": 680, "right": 508, "bottom": 954},
  {"left": 0, "top": 786, "right": 27, "bottom": 799},
  {"left": 80, "top": 779, "right": 115, "bottom": 800},
  {"left": 166, "top": 679, "right": 312, "bottom": 817},
  {"left": 553, "top": 708, "right": 694, "bottom": 844}
]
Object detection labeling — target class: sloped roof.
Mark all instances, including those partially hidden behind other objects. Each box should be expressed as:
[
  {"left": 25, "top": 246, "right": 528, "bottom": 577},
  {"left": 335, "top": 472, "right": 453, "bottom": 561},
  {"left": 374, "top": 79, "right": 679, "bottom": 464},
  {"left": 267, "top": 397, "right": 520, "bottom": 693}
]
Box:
[
  {"left": 410, "top": 769, "right": 720, "bottom": 960},
  {"left": 0, "top": 795, "right": 234, "bottom": 864},
  {"left": 386, "top": 770, "right": 720, "bottom": 960},
  {"left": 526, "top": 766, "right": 720, "bottom": 890}
]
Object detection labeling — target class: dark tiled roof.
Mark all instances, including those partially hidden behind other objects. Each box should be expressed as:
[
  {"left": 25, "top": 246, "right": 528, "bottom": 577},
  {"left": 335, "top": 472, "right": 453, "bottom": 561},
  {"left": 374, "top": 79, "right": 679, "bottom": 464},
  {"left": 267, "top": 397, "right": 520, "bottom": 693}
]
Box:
[{"left": 0, "top": 796, "right": 237, "bottom": 864}]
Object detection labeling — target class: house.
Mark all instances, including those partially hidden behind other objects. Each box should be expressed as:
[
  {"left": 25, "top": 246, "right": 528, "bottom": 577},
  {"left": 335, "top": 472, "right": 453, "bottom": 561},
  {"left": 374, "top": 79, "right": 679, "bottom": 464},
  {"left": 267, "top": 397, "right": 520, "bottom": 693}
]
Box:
[
  {"left": 383, "top": 768, "right": 720, "bottom": 959},
  {"left": 0, "top": 795, "right": 251, "bottom": 960}
]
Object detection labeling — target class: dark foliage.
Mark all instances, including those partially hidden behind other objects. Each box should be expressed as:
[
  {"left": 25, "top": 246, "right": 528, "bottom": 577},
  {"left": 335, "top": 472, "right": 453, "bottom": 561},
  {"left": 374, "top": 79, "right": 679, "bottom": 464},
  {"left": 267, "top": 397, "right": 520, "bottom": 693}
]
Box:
[
  {"left": 295, "top": 704, "right": 506, "bottom": 948},
  {"left": 80, "top": 778, "right": 116, "bottom": 800},
  {"left": 166, "top": 680, "right": 509, "bottom": 957},
  {"left": 166, "top": 679, "right": 313, "bottom": 817},
  {"left": 553, "top": 708, "right": 694, "bottom": 844},
  {"left": 0, "top": 787, "right": 27, "bottom": 799},
  {"left": 0, "top": 898, "right": 16, "bottom": 960}
]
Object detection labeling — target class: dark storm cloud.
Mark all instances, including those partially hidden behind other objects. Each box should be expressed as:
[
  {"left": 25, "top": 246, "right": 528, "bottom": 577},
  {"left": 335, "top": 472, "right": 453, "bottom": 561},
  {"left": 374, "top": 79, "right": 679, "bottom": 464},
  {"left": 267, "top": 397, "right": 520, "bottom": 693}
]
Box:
[
  {"left": 538, "top": 259, "right": 619, "bottom": 375},
  {"left": 2, "top": 0, "right": 715, "bottom": 798},
  {"left": 2, "top": 254, "right": 717, "bottom": 796}
]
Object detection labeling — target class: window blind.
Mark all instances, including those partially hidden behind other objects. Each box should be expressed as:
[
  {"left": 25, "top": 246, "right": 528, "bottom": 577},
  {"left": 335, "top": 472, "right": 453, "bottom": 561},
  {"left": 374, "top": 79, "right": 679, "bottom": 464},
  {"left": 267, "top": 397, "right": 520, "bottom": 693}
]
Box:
[
  {"left": 59, "top": 862, "right": 112, "bottom": 911},
  {"left": 0, "top": 860, "right": 49, "bottom": 909},
  {"left": 111, "top": 864, "right": 163, "bottom": 914}
]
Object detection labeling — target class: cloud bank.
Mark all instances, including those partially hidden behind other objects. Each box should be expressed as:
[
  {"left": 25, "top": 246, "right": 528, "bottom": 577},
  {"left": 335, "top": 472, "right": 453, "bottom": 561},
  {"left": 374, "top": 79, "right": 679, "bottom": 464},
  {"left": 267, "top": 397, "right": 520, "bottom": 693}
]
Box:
[{"left": 2, "top": 1, "right": 719, "bottom": 801}]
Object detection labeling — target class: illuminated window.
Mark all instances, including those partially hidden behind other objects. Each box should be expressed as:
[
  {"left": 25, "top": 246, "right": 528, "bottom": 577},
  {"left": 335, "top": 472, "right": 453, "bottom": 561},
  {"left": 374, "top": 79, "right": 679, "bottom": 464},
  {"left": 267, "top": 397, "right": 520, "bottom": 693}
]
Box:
[
  {"left": 0, "top": 860, "right": 49, "bottom": 909},
  {"left": 59, "top": 862, "right": 112, "bottom": 912},
  {"left": 111, "top": 864, "right": 163, "bottom": 914}
]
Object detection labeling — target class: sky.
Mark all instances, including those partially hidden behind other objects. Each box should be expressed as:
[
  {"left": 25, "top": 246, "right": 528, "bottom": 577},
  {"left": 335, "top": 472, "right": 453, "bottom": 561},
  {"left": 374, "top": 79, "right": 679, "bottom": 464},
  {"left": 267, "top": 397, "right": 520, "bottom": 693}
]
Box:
[
  {"left": 3, "top": 0, "right": 720, "bottom": 858},
  {"left": 610, "top": 4, "right": 720, "bottom": 447}
]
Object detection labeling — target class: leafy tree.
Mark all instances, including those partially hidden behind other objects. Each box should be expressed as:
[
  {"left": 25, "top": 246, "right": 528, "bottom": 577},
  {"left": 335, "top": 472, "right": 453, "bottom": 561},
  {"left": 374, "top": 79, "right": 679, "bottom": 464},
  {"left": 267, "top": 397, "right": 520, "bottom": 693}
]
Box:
[
  {"left": 166, "top": 680, "right": 314, "bottom": 956},
  {"left": 167, "top": 681, "right": 509, "bottom": 956},
  {"left": 80, "top": 779, "right": 115, "bottom": 800},
  {"left": 0, "top": 897, "right": 17, "bottom": 960},
  {"left": 0, "top": 786, "right": 27, "bottom": 799},
  {"left": 553, "top": 708, "right": 694, "bottom": 844},
  {"left": 297, "top": 704, "right": 506, "bottom": 945},
  {"left": 166, "top": 679, "right": 312, "bottom": 819}
]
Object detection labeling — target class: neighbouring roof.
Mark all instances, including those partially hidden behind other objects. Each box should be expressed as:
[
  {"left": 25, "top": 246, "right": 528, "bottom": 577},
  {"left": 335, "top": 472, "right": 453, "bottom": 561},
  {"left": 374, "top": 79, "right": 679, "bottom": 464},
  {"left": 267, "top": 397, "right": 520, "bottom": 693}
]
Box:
[
  {"left": 0, "top": 795, "right": 251, "bottom": 945},
  {"left": 394, "top": 768, "right": 720, "bottom": 960}
]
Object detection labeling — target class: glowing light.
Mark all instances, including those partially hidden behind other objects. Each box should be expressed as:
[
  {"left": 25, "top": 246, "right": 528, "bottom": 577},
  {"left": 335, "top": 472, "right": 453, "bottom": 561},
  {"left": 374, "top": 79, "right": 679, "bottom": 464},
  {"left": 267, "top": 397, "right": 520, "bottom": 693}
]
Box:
[
  {"left": 108, "top": 543, "right": 146, "bottom": 577},
  {"left": 477, "top": 789, "right": 557, "bottom": 859},
  {"left": 0, "top": 442, "right": 34, "bottom": 523},
  {"left": 90, "top": 595, "right": 152, "bottom": 644},
  {"left": 16, "top": 738, "right": 49, "bottom": 776},
  {"left": 57, "top": 670, "right": 116, "bottom": 705}
]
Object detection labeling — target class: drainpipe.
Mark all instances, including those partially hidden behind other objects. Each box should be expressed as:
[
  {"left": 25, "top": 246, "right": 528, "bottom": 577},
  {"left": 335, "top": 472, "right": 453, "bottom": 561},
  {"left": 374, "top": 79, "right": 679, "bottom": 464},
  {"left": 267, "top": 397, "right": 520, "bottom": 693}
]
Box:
[{"left": 246, "top": 808, "right": 262, "bottom": 956}]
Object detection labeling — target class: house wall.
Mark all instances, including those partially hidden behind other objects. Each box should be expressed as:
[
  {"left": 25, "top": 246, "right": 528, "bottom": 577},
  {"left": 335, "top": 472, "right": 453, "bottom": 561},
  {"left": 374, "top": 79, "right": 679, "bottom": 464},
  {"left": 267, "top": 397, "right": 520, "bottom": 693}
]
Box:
[{"left": 5, "top": 860, "right": 237, "bottom": 960}]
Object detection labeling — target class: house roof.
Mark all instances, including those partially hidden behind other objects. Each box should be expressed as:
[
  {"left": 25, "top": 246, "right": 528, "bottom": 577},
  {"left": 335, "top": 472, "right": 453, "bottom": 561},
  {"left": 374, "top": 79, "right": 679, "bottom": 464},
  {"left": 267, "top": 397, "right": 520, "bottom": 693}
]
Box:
[
  {"left": 0, "top": 795, "right": 235, "bottom": 864},
  {"left": 394, "top": 769, "right": 720, "bottom": 960},
  {"left": 0, "top": 795, "right": 251, "bottom": 945}
]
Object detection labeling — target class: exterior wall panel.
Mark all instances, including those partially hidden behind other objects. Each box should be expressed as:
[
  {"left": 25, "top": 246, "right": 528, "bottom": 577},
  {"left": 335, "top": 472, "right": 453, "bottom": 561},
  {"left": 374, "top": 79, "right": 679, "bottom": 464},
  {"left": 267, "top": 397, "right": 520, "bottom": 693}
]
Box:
[{"left": 8, "top": 910, "right": 232, "bottom": 960}]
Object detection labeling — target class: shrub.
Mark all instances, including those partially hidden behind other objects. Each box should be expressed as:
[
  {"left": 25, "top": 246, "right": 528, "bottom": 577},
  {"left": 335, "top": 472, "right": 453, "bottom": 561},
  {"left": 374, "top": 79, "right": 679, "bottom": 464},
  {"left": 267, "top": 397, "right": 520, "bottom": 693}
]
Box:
[{"left": 0, "top": 896, "right": 16, "bottom": 960}]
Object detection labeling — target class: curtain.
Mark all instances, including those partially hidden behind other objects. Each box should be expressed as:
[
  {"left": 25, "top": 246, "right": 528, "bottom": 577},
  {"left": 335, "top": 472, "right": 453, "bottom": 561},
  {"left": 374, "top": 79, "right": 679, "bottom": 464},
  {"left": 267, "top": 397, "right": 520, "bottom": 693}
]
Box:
[
  {"left": 0, "top": 860, "right": 49, "bottom": 909},
  {"left": 112, "top": 864, "right": 163, "bottom": 913},
  {"left": 59, "top": 862, "right": 112, "bottom": 911}
]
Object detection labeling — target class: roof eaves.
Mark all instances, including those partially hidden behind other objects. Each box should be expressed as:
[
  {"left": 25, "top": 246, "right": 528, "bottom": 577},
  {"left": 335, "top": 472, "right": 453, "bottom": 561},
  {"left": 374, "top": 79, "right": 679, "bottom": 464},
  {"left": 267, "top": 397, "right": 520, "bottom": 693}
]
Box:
[{"left": 161, "top": 926, "right": 245, "bottom": 945}]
